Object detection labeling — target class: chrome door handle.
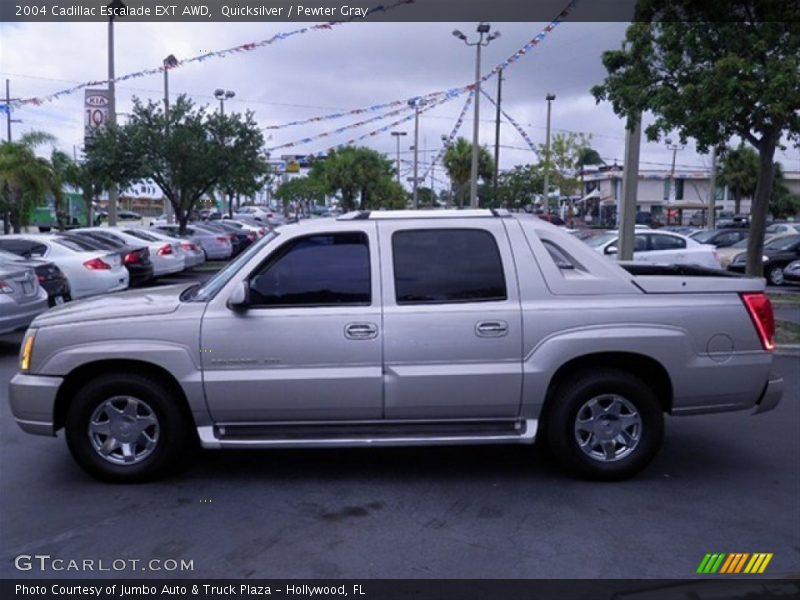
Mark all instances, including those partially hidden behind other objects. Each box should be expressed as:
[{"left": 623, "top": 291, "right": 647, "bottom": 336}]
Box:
[
  {"left": 475, "top": 320, "right": 509, "bottom": 337},
  {"left": 345, "top": 322, "right": 378, "bottom": 340}
]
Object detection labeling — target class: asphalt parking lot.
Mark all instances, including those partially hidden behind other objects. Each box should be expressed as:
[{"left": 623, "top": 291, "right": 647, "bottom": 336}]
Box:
[{"left": 0, "top": 271, "right": 798, "bottom": 580}]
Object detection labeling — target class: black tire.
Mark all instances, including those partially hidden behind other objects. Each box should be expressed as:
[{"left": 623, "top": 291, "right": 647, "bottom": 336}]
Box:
[
  {"left": 544, "top": 369, "right": 664, "bottom": 481},
  {"left": 767, "top": 266, "right": 784, "bottom": 286},
  {"left": 65, "top": 373, "right": 195, "bottom": 483}
]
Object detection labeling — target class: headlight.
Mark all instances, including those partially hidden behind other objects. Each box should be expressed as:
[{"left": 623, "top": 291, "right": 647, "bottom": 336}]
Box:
[
  {"left": 20, "top": 330, "right": 36, "bottom": 373},
  {"left": 762, "top": 256, "right": 769, "bottom": 262}
]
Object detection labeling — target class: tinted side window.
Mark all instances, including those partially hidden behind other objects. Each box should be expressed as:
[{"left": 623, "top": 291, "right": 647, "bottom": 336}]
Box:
[
  {"left": 651, "top": 234, "right": 686, "bottom": 250},
  {"left": 392, "top": 229, "right": 507, "bottom": 304},
  {"left": 249, "top": 232, "right": 370, "bottom": 307}
]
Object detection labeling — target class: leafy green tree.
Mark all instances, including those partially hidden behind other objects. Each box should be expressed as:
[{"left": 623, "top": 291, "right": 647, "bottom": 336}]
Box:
[
  {"left": 717, "top": 145, "right": 759, "bottom": 215},
  {"left": 0, "top": 132, "right": 60, "bottom": 233},
  {"left": 769, "top": 163, "right": 800, "bottom": 219},
  {"left": 415, "top": 186, "right": 437, "bottom": 208},
  {"left": 51, "top": 151, "right": 109, "bottom": 228},
  {"left": 370, "top": 178, "right": 408, "bottom": 209},
  {"left": 275, "top": 176, "right": 327, "bottom": 216},
  {"left": 496, "top": 164, "right": 544, "bottom": 210},
  {"left": 442, "top": 137, "right": 494, "bottom": 207},
  {"left": 592, "top": 1, "right": 800, "bottom": 276},
  {"left": 309, "top": 146, "right": 396, "bottom": 211},
  {"left": 84, "top": 95, "right": 268, "bottom": 233},
  {"left": 538, "top": 132, "right": 598, "bottom": 200}
]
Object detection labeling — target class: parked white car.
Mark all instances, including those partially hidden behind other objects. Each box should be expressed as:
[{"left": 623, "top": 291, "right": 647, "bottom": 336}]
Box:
[
  {"left": 0, "top": 235, "right": 129, "bottom": 299},
  {"left": 70, "top": 227, "right": 186, "bottom": 277},
  {"left": 585, "top": 230, "right": 721, "bottom": 269},
  {"left": 122, "top": 228, "right": 205, "bottom": 269}
]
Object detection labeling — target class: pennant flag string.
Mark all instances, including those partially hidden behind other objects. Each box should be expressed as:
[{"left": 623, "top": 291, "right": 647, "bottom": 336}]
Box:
[
  {"left": 310, "top": 91, "right": 459, "bottom": 154},
  {"left": 479, "top": 89, "right": 539, "bottom": 156},
  {"left": 262, "top": 0, "right": 577, "bottom": 131},
  {"left": 419, "top": 91, "right": 474, "bottom": 182},
  {"left": 9, "top": 0, "right": 418, "bottom": 109}
]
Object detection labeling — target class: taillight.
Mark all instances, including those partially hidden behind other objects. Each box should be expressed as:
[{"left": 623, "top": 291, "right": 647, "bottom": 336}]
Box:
[
  {"left": 247, "top": 232, "right": 256, "bottom": 241},
  {"left": 228, "top": 233, "right": 236, "bottom": 240},
  {"left": 180, "top": 242, "right": 196, "bottom": 252},
  {"left": 259, "top": 228, "right": 266, "bottom": 236},
  {"left": 741, "top": 293, "right": 775, "bottom": 351},
  {"left": 37, "top": 274, "right": 45, "bottom": 283},
  {"left": 157, "top": 244, "right": 173, "bottom": 256},
  {"left": 83, "top": 258, "right": 111, "bottom": 270},
  {"left": 216, "top": 236, "right": 227, "bottom": 243},
  {"left": 124, "top": 252, "right": 141, "bottom": 264}
]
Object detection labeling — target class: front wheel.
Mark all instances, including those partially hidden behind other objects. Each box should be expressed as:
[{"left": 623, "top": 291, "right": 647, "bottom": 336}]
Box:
[
  {"left": 544, "top": 369, "right": 664, "bottom": 480},
  {"left": 65, "top": 373, "right": 194, "bottom": 482}
]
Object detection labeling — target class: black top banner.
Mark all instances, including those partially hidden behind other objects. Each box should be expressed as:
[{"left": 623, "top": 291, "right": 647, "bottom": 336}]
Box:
[
  {"left": 3, "top": 0, "right": 800, "bottom": 23},
  {"left": 3, "top": 579, "right": 800, "bottom": 600}
]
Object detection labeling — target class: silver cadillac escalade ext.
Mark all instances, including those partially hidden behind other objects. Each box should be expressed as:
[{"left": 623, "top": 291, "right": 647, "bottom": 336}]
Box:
[{"left": 9, "top": 210, "right": 783, "bottom": 482}]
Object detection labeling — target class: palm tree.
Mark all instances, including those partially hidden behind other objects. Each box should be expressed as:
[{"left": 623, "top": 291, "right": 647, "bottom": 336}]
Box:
[
  {"left": 0, "top": 132, "right": 59, "bottom": 233},
  {"left": 51, "top": 150, "right": 108, "bottom": 227},
  {"left": 443, "top": 137, "right": 494, "bottom": 207},
  {"left": 717, "top": 144, "right": 759, "bottom": 214}
]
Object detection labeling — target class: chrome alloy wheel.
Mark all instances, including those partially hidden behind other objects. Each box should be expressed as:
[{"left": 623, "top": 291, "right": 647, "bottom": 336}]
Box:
[
  {"left": 88, "top": 396, "right": 160, "bottom": 465},
  {"left": 574, "top": 394, "right": 642, "bottom": 462}
]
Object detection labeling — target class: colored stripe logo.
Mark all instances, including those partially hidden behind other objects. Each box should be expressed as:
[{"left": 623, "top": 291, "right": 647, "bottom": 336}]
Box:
[{"left": 697, "top": 553, "right": 773, "bottom": 574}]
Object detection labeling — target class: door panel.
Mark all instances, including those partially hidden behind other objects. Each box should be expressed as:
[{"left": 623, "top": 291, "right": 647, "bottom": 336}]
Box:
[
  {"left": 201, "top": 225, "right": 383, "bottom": 422},
  {"left": 378, "top": 220, "right": 523, "bottom": 419}
]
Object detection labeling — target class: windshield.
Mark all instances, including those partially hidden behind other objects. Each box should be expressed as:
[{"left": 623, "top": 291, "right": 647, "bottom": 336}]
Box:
[
  {"left": 124, "top": 229, "right": 162, "bottom": 242},
  {"left": 189, "top": 231, "right": 278, "bottom": 302},
  {"left": 765, "top": 234, "right": 800, "bottom": 251},
  {"left": 585, "top": 232, "right": 617, "bottom": 248}
]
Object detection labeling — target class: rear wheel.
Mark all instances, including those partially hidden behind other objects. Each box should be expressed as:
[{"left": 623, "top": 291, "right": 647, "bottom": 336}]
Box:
[
  {"left": 767, "top": 266, "right": 784, "bottom": 286},
  {"left": 65, "top": 373, "right": 194, "bottom": 482},
  {"left": 544, "top": 369, "right": 664, "bottom": 480}
]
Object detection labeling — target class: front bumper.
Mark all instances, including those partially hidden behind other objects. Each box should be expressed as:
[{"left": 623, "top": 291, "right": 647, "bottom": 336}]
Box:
[
  {"left": 753, "top": 377, "right": 783, "bottom": 415},
  {"left": 8, "top": 373, "right": 63, "bottom": 436}
]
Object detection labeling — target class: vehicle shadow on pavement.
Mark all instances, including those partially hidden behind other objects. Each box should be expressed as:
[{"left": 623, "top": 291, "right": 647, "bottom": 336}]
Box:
[{"left": 0, "top": 333, "right": 23, "bottom": 356}]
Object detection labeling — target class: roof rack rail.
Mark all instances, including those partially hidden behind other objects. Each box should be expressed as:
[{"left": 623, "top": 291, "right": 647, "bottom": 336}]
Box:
[{"left": 337, "top": 211, "right": 371, "bottom": 221}]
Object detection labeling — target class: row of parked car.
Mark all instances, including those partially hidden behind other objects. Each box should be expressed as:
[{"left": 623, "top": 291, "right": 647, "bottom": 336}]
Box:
[
  {"left": 0, "top": 217, "right": 272, "bottom": 335},
  {"left": 572, "top": 222, "right": 800, "bottom": 286}
]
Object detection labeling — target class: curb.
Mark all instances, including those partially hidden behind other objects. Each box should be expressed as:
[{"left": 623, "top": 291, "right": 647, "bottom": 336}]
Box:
[{"left": 775, "top": 344, "right": 800, "bottom": 357}]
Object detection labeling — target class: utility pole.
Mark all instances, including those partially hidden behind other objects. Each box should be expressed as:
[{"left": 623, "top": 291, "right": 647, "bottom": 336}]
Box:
[
  {"left": 493, "top": 68, "right": 503, "bottom": 206},
  {"left": 542, "top": 93, "right": 556, "bottom": 213},
  {"left": 107, "top": 12, "right": 119, "bottom": 227},
  {"left": 163, "top": 55, "right": 177, "bottom": 224},
  {"left": 618, "top": 114, "right": 642, "bottom": 261},
  {"left": 707, "top": 147, "right": 717, "bottom": 229},
  {"left": 5, "top": 79, "right": 11, "bottom": 142},
  {"left": 410, "top": 98, "right": 425, "bottom": 209}
]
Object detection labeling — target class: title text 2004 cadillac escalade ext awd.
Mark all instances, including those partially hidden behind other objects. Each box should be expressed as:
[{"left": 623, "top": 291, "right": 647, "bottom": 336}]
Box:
[{"left": 9, "top": 210, "right": 783, "bottom": 482}]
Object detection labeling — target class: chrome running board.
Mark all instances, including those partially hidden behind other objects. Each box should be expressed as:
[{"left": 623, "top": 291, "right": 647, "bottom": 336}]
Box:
[{"left": 196, "top": 419, "right": 537, "bottom": 449}]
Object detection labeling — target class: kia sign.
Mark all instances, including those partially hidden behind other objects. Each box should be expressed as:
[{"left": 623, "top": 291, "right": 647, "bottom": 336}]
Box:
[{"left": 84, "top": 89, "right": 110, "bottom": 142}]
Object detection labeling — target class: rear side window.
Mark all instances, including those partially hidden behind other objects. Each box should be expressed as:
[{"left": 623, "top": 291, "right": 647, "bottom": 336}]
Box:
[
  {"left": 650, "top": 234, "right": 686, "bottom": 250},
  {"left": 392, "top": 229, "right": 506, "bottom": 304},
  {"left": 249, "top": 232, "right": 370, "bottom": 307}
]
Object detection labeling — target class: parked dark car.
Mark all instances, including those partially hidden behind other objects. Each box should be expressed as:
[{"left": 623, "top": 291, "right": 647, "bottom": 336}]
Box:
[
  {"left": 0, "top": 249, "right": 71, "bottom": 307},
  {"left": 689, "top": 228, "right": 749, "bottom": 248},
  {"left": 57, "top": 231, "right": 154, "bottom": 286},
  {"left": 728, "top": 233, "right": 800, "bottom": 286},
  {"left": 717, "top": 214, "right": 751, "bottom": 229}
]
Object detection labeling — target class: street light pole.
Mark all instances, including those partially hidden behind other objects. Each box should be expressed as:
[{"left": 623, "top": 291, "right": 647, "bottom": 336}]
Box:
[
  {"left": 665, "top": 137, "right": 684, "bottom": 224},
  {"left": 214, "top": 89, "right": 235, "bottom": 115},
  {"left": 391, "top": 131, "right": 407, "bottom": 185},
  {"left": 542, "top": 93, "right": 556, "bottom": 213},
  {"left": 106, "top": 0, "right": 126, "bottom": 227},
  {"left": 453, "top": 23, "right": 500, "bottom": 208}
]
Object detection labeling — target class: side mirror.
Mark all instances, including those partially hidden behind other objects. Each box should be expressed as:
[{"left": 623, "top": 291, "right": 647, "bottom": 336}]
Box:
[
  {"left": 226, "top": 281, "right": 250, "bottom": 311},
  {"left": 605, "top": 245, "right": 618, "bottom": 255}
]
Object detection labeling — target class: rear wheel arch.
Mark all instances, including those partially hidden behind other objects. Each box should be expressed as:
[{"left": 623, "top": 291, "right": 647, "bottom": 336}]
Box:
[{"left": 540, "top": 352, "right": 673, "bottom": 424}]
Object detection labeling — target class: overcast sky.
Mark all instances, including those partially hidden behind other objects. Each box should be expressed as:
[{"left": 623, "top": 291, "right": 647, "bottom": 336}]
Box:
[{"left": 2, "top": 19, "right": 798, "bottom": 191}]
